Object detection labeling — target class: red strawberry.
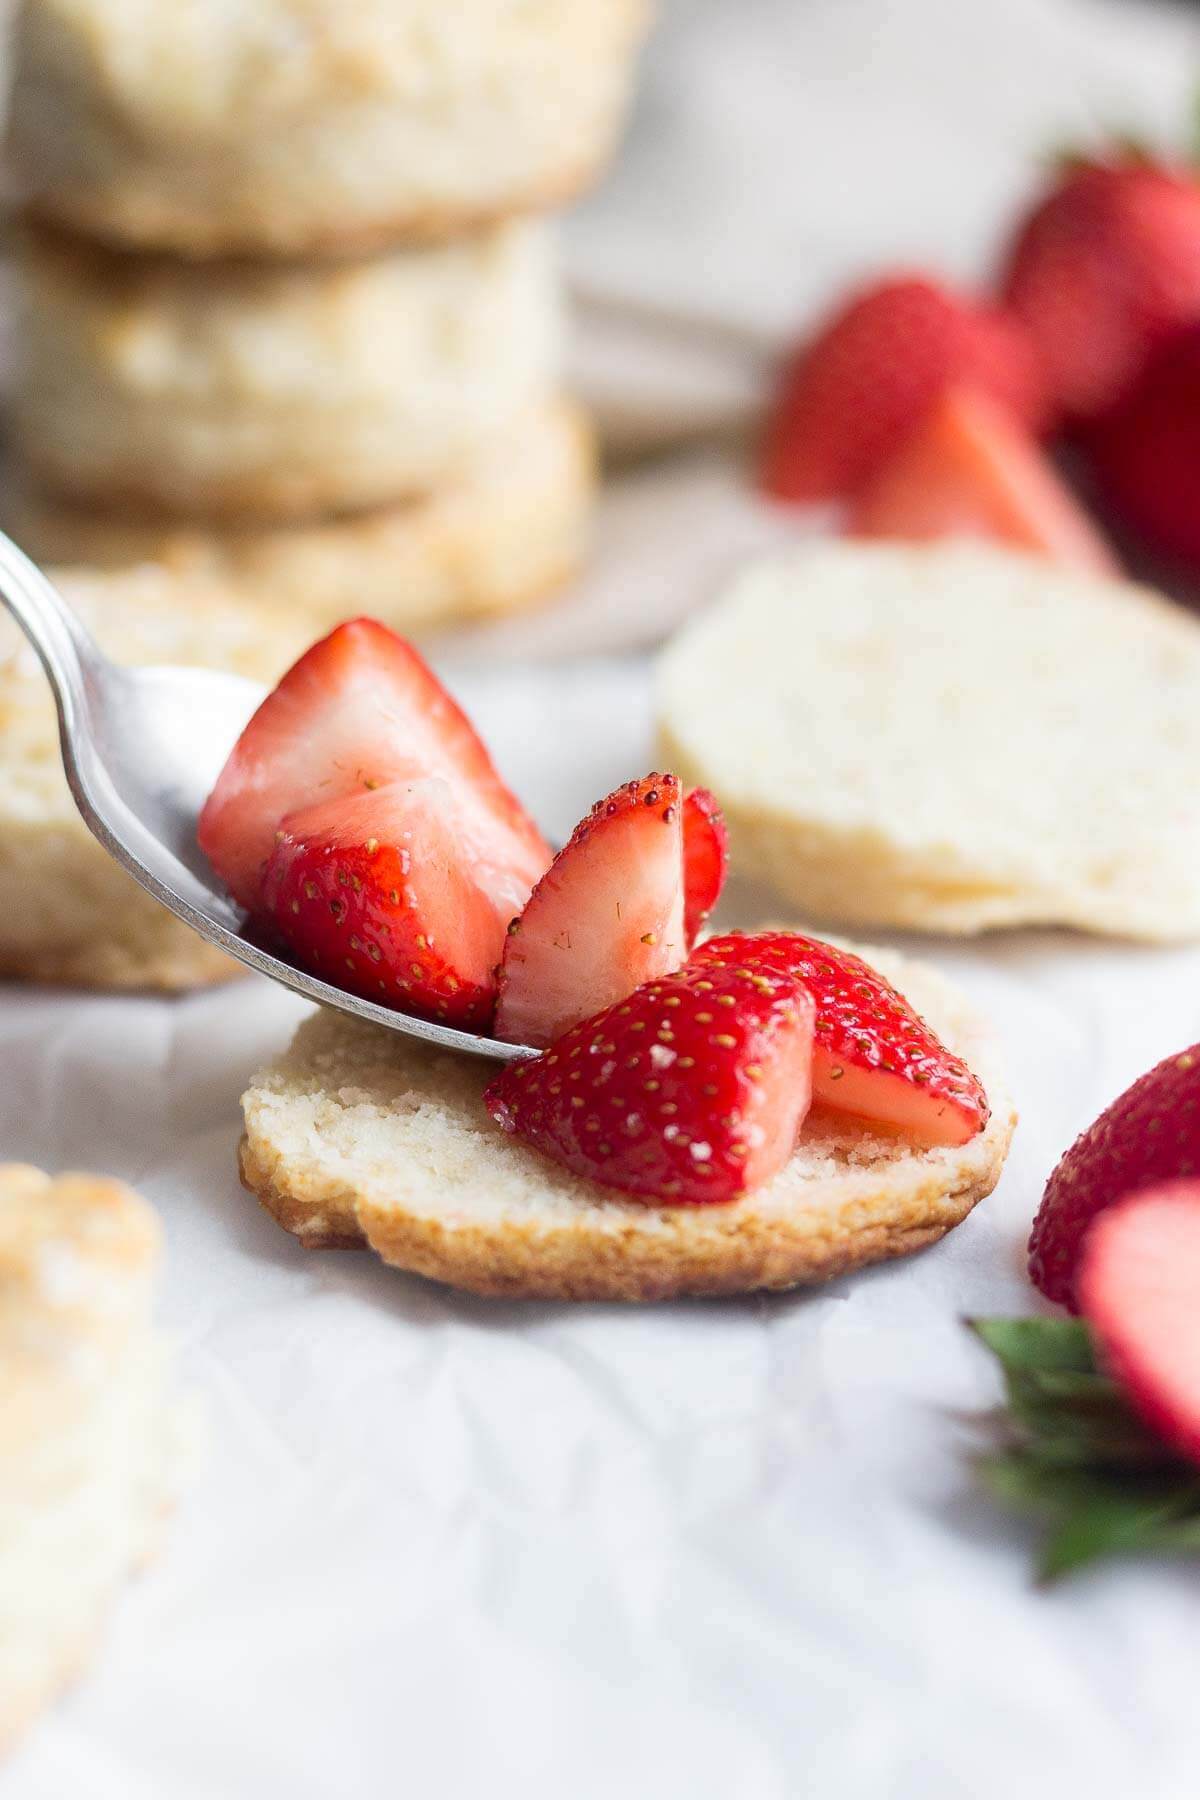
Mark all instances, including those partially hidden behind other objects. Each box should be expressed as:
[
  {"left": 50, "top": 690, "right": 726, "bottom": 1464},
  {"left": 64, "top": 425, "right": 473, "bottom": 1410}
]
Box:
[
  {"left": 759, "top": 273, "right": 1045, "bottom": 504},
  {"left": 1029, "top": 1044, "right": 1200, "bottom": 1308},
  {"left": 1000, "top": 155, "right": 1200, "bottom": 423},
  {"left": 1082, "top": 324, "right": 1200, "bottom": 567},
  {"left": 485, "top": 958, "right": 816, "bottom": 1205},
  {"left": 494, "top": 774, "right": 689, "bottom": 1049},
  {"left": 199, "top": 617, "right": 549, "bottom": 914},
  {"left": 693, "top": 932, "right": 989, "bottom": 1148},
  {"left": 682, "top": 787, "right": 729, "bottom": 943},
  {"left": 260, "top": 778, "right": 517, "bottom": 1027},
  {"left": 847, "top": 385, "right": 1119, "bottom": 575},
  {"left": 1078, "top": 1179, "right": 1200, "bottom": 1464}
]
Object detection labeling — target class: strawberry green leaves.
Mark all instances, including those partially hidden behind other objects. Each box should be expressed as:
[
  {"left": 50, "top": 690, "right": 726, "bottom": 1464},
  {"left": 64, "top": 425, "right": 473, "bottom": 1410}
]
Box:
[{"left": 969, "top": 1317, "right": 1200, "bottom": 1582}]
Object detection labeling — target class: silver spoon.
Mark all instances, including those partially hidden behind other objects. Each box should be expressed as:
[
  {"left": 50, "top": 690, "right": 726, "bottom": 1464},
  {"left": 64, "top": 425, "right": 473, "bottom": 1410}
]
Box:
[{"left": 0, "top": 533, "right": 538, "bottom": 1063}]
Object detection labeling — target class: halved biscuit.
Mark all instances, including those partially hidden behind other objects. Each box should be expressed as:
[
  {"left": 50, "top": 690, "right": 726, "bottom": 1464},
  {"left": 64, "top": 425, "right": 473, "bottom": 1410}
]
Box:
[
  {"left": 11, "top": 220, "right": 563, "bottom": 520},
  {"left": 0, "top": 1164, "right": 181, "bottom": 1757},
  {"left": 0, "top": 565, "right": 312, "bottom": 989},
  {"left": 6, "top": 398, "right": 594, "bottom": 636},
  {"left": 239, "top": 945, "right": 1014, "bottom": 1301},
  {"left": 7, "top": 0, "right": 651, "bottom": 258},
  {"left": 657, "top": 542, "right": 1200, "bottom": 940}
]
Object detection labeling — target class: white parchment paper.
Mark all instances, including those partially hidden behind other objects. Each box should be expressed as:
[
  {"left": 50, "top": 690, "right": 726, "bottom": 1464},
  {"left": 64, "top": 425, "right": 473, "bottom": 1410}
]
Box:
[{"left": 6, "top": 657, "right": 1200, "bottom": 1800}]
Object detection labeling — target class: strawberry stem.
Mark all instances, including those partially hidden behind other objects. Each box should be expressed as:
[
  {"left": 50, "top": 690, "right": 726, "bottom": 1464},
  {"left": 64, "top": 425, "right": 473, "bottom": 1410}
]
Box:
[{"left": 968, "top": 1317, "right": 1200, "bottom": 1580}]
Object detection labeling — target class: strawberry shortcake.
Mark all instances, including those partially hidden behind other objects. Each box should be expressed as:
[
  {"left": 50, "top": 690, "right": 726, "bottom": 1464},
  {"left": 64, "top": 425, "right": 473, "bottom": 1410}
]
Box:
[{"left": 213, "top": 617, "right": 1015, "bottom": 1299}]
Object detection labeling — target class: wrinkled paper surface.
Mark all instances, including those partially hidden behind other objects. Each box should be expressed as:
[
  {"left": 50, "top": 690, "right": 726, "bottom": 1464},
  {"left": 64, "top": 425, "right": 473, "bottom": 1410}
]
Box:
[
  {"left": 6, "top": 655, "right": 1200, "bottom": 1799},
  {"left": 9, "top": 0, "right": 1200, "bottom": 1790}
]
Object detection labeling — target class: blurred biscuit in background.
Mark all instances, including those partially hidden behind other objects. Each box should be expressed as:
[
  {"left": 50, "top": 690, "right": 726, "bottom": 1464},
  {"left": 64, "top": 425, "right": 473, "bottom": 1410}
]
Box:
[
  {"left": 6, "top": 0, "right": 652, "bottom": 259},
  {"left": 658, "top": 541, "right": 1200, "bottom": 942},
  {"left": 10, "top": 219, "right": 564, "bottom": 521},
  {"left": 0, "top": 1164, "right": 184, "bottom": 1755},
  {"left": 5, "top": 398, "right": 594, "bottom": 641}
]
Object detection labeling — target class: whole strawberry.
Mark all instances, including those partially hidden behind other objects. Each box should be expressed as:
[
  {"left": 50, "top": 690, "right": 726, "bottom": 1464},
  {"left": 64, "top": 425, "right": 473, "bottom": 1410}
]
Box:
[
  {"left": 1000, "top": 154, "right": 1200, "bottom": 424},
  {"left": 759, "top": 272, "right": 1045, "bottom": 503},
  {"left": 1082, "top": 323, "right": 1200, "bottom": 567},
  {"left": 1029, "top": 1043, "right": 1200, "bottom": 1308}
]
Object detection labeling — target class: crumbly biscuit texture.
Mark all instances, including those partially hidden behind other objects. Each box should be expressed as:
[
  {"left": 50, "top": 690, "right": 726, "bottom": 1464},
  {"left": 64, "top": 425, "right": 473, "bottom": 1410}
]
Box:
[
  {"left": 657, "top": 542, "right": 1200, "bottom": 940},
  {"left": 6, "top": 399, "right": 594, "bottom": 636},
  {"left": 8, "top": 0, "right": 651, "bottom": 256},
  {"left": 239, "top": 946, "right": 1015, "bottom": 1300},
  {"left": 11, "top": 220, "right": 563, "bottom": 519},
  {"left": 0, "top": 1165, "right": 181, "bottom": 1756}
]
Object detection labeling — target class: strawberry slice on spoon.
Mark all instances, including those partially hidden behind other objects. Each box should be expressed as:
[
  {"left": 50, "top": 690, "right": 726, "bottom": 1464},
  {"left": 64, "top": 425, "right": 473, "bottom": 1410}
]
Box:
[
  {"left": 200, "top": 617, "right": 549, "bottom": 916},
  {"left": 260, "top": 778, "right": 518, "bottom": 1029}
]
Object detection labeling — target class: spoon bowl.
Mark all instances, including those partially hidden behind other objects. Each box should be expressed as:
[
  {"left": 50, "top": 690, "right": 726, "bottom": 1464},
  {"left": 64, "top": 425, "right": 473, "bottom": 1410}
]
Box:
[{"left": 0, "top": 533, "right": 538, "bottom": 1063}]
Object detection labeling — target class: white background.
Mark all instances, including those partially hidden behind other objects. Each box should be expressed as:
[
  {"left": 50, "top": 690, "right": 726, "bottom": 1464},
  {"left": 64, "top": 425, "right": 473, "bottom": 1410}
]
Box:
[{"left": 8, "top": 2, "right": 1200, "bottom": 1795}]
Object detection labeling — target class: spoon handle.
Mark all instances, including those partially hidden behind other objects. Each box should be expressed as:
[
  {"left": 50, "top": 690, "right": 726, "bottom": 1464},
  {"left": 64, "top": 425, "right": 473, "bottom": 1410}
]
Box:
[{"left": 0, "top": 533, "right": 107, "bottom": 737}]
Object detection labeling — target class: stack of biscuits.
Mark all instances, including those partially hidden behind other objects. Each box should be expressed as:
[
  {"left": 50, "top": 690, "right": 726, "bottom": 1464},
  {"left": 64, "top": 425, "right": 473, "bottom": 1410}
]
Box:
[{"left": 1, "top": 0, "right": 651, "bottom": 633}]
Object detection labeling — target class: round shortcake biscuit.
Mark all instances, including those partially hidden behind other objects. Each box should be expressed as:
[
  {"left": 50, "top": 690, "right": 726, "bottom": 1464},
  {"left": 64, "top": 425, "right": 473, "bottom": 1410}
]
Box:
[
  {"left": 657, "top": 542, "right": 1200, "bottom": 942},
  {"left": 11, "top": 220, "right": 563, "bottom": 520},
  {"left": 6, "top": 0, "right": 651, "bottom": 258},
  {"left": 0, "top": 565, "right": 313, "bottom": 990},
  {"left": 0, "top": 1165, "right": 180, "bottom": 1756},
  {"left": 239, "top": 950, "right": 1014, "bottom": 1302},
  {"left": 5, "top": 398, "right": 594, "bottom": 635}
]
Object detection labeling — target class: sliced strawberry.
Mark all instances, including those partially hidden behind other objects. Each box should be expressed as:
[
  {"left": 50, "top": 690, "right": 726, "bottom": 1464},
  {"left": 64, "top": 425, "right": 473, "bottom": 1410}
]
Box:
[
  {"left": 494, "top": 774, "right": 688, "bottom": 1049},
  {"left": 1029, "top": 1044, "right": 1200, "bottom": 1309},
  {"left": 693, "top": 932, "right": 989, "bottom": 1148},
  {"left": 1078, "top": 1180, "right": 1200, "bottom": 1464},
  {"left": 759, "top": 272, "right": 1046, "bottom": 504},
  {"left": 847, "top": 386, "right": 1119, "bottom": 575},
  {"left": 260, "top": 778, "right": 516, "bottom": 1028},
  {"left": 199, "top": 617, "right": 549, "bottom": 914},
  {"left": 682, "top": 787, "right": 729, "bottom": 944},
  {"left": 485, "top": 958, "right": 816, "bottom": 1205},
  {"left": 1000, "top": 155, "right": 1200, "bottom": 424}
]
